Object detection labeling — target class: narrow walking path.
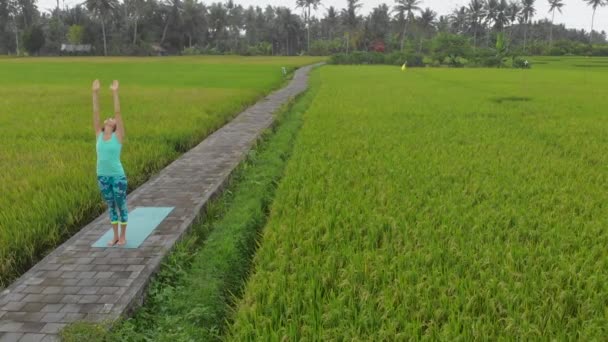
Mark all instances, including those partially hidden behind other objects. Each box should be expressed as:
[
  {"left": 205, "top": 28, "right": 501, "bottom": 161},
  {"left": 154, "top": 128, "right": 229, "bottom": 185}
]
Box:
[{"left": 0, "top": 64, "right": 318, "bottom": 342}]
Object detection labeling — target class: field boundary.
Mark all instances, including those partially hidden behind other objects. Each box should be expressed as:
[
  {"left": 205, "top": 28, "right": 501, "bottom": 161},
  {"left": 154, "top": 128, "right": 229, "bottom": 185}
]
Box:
[{"left": 0, "top": 63, "right": 320, "bottom": 342}]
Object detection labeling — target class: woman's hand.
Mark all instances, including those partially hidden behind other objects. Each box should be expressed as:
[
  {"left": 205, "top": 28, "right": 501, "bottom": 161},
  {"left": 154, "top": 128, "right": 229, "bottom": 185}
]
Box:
[
  {"left": 110, "top": 80, "right": 119, "bottom": 93},
  {"left": 92, "top": 79, "right": 100, "bottom": 93}
]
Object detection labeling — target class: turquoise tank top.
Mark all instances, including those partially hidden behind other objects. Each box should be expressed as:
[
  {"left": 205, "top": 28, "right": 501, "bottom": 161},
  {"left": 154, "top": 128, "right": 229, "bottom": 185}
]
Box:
[{"left": 96, "top": 133, "right": 125, "bottom": 176}]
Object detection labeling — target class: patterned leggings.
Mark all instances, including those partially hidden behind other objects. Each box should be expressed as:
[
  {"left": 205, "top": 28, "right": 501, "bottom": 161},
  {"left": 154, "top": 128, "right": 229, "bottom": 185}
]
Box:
[{"left": 97, "top": 175, "right": 129, "bottom": 224}]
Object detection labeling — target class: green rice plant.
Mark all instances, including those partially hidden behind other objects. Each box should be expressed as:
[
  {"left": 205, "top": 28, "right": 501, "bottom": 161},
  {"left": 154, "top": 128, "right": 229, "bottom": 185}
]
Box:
[
  {"left": 0, "top": 56, "right": 323, "bottom": 287},
  {"left": 229, "top": 61, "right": 608, "bottom": 340}
]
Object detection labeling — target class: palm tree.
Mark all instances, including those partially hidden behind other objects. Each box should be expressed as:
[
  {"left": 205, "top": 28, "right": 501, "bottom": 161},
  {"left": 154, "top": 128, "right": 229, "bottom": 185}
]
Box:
[
  {"left": 323, "top": 6, "right": 338, "bottom": 40},
  {"left": 416, "top": 7, "right": 436, "bottom": 52},
  {"left": 296, "top": 0, "right": 321, "bottom": 52},
  {"left": 521, "top": 0, "right": 536, "bottom": 53},
  {"left": 226, "top": 1, "right": 243, "bottom": 51},
  {"left": 182, "top": 0, "right": 206, "bottom": 48},
  {"left": 393, "top": 0, "right": 422, "bottom": 51},
  {"left": 449, "top": 6, "right": 467, "bottom": 34},
  {"left": 342, "top": 0, "right": 361, "bottom": 30},
  {"left": 585, "top": 0, "right": 606, "bottom": 44},
  {"left": 368, "top": 4, "right": 391, "bottom": 41},
  {"left": 506, "top": 0, "right": 521, "bottom": 39},
  {"left": 84, "top": 0, "right": 118, "bottom": 56},
  {"left": 275, "top": 7, "right": 298, "bottom": 54},
  {"left": 484, "top": 0, "right": 499, "bottom": 46},
  {"left": 208, "top": 2, "right": 227, "bottom": 49},
  {"left": 125, "top": 0, "right": 145, "bottom": 45},
  {"left": 342, "top": 0, "right": 361, "bottom": 52},
  {"left": 160, "top": 0, "right": 183, "bottom": 46},
  {"left": 547, "top": 0, "right": 564, "bottom": 45},
  {"left": 495, "top": 0, "right": 509, "bottom": 32},
  {"left": 468, "top": 0, "right": 485, "bottom": 48}
]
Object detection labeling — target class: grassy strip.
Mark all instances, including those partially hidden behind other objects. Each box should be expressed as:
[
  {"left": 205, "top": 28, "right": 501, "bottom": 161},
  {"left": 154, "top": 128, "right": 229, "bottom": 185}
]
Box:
[{"left": 61, "top": 69, "right": 320, "bottom": 342}]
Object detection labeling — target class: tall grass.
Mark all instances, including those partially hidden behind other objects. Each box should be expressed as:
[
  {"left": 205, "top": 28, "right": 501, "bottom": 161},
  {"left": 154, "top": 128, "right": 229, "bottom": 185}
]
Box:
[
  {"left": 229, "top": 62, "right": 608, "bottom": 339},
  {"left": 0, "top": 56, "right": 322, "bottom": 287}
]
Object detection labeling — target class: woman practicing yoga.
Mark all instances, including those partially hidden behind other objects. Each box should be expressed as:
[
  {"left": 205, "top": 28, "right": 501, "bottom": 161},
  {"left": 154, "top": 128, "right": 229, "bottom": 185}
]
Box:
[{"left": 92, "top": 79, "right": 128, "bottom": 247}]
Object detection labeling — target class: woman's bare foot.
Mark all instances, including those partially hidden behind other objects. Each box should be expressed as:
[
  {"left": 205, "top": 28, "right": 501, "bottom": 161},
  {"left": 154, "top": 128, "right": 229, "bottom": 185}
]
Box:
[
  {"left": 117, "top": 237, "right": 127, "bottom": 246},
  {"left": 107, "top": 237, "right": 119, "bottom": 247}
]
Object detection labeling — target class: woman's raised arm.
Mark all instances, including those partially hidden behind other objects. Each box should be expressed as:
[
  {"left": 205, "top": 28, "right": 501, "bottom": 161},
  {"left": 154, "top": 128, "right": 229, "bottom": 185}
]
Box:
[
  {"left": 92, "top": 79, "right": 101, "bottom": 135},
  {"left": 110, "top": 80, "right": 125, "bottom": 142}
]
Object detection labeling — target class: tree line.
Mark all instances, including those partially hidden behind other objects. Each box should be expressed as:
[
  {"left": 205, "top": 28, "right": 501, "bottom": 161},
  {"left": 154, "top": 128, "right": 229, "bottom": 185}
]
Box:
[{"left": 0, "top": 0, "right": 606, "bottom": 56}]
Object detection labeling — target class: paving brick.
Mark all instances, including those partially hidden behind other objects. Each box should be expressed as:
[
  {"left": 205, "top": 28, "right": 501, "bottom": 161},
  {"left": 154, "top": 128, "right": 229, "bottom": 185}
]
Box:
[
  {"left": 17, "top": 322, "right": 45, "bottom": 333},
  {"left": 59, "top": 272, "right": 78, "bottom": 279},
  {"left": 79, "top": 272, "right": 96, "bottom": 279},
  {"left": 111, "top": 272, "right": 131, "bottom": 280},
  {"left": 94, "top": 272, "right": 112, "bottom": 279},
  {"left": 113, "top": 279, "right": 132, "bottom": 287},
  {"left": 2, "top": 303, "right": 25, "bottom": 312},
  {"left": 59, "top": 295, "right": 81, "bottom": 304},
  {"left": 91, "top": 265, "right": 111, "bottom": 272},
  {"left": 61, "top": 279, "right": 80, "bottom": 286},
  {"left": 41, "top": 287, "right": 61, "bottom": 295},
  {"left": 19, "top": 314, "right": 45, "bottom": 323},
  {"left": 74, "top": 258, "right": 94, "bottom": 265},
  {"left": 21, "top": 295, "right": 44, "bottom": 304},
  {"left": 39, "top": 324, "right": 66, "bottom": 335},
  {"left": 59, "top": 287, "right": 80, "bottom": 295},
  {"left": 99, "top": 295, "right": 119, "bottom": 304},
  {"left": 77, "top": 279, "right": 97, "bottom": 287},
  {"left": 126, "top": 265, "right": 145, "bottom": 272},
  {"left": 77, "top": 287, "right": 99, "bottom": 295},
  {"left": 78, "top": 304, "right": 103, "bottom": 314},
  {"left": 1, "top": 294, "right": 24, "bottom": 303},
  {"left": 21, "top": 287, "right": 44, "bottom": 295},
  {"left": 108, "top": 265, "right": 127, "bottom": 272},
  {"left": 0, "top": 333, "right": 23, "bottom": 342},
  {"left": 22, "top": 278, "right": 44, "bottom": 286},
  {"left": 40, "top": 305, "right": 63, "bottom": 313},
  {"left": 37, "top": 264, "right": 60, "bottom": 271},
  {"left": 0, "top": 321, "right": 23, "bottom": 333},
  {"left": 74, "top": 265, "right": 94, "bottom": 272},
  {"left": 39, "top": 271, "right": 62, "bottom": 279},
  {"left": 96, "top": 287, "right": 120, "bottom": 295},
  {"left": 39, "top": 295, "right": 63, "bottom": 305},
  {"left": 59, "top": 305, "right": 80, "bottom": 314},
  {"left": 17, "top": 333, "right": 45, "bottom": 342},
  {"left": 78, "top": 295, "right": 100, "bottom": 304},
  {"left": 39, "top": 313, "right": 65, "bottom": 324},
  {"left": 57, "top": 265, "right": 76, "bottom": 273},
  {"left": 21, "top": 303, "right": 45, "bottom": 312},
  {"left": 41, "top": 336, "right": 60, "bottom": 342}
]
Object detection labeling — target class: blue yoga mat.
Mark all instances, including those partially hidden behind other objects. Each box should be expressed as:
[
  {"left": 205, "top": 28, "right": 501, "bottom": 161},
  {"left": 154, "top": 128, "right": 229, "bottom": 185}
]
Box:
[{"left": 92, "top": 207, "right": 174, "bottom": 249}]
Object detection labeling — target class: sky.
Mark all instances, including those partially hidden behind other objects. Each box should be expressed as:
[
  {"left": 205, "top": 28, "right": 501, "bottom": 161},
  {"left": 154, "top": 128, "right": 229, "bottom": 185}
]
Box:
[{"left": 39, "top": 0, "right": 608, "bottom": 34}]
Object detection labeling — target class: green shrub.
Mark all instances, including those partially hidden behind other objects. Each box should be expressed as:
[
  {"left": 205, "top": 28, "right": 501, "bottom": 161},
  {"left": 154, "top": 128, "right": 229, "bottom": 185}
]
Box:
[
  {"left": 512, "top": 57, "right": 531, "bottom": 69},
  {"left": 329, "top": 51, "right": 425, "bottom": 67}
]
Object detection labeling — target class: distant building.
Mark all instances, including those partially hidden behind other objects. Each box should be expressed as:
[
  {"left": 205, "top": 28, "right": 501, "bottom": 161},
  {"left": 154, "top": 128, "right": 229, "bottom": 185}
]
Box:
[
  {"left": 151, "top": 44, "right": 168, "bottom": 56},
  {"left": 371, "top": 40, "right": 385, "bottom": 53},
  {"left": 60, "top": 44, "right": 92, "bottom": 54}
]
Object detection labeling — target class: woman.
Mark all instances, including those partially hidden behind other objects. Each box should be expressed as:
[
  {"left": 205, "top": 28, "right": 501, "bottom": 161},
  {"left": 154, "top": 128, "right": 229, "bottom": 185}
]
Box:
[{"left": 92, "top": 79, "right": 128, "bottom": 247}]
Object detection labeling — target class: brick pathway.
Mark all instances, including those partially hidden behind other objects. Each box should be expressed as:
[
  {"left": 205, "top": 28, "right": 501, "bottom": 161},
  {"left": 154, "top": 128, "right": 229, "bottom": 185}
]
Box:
[{"left": 0, "top": 64, "right": 318, "bottom": 342}]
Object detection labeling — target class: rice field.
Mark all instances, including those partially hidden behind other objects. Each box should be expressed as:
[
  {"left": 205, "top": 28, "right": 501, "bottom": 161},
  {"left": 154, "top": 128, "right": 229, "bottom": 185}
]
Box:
[
  {"left": 228, "top": 57, "right": 608, "bottom": 339},
  {"left": 0, "top": 56, "right": 322, "bottom": 287}
]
